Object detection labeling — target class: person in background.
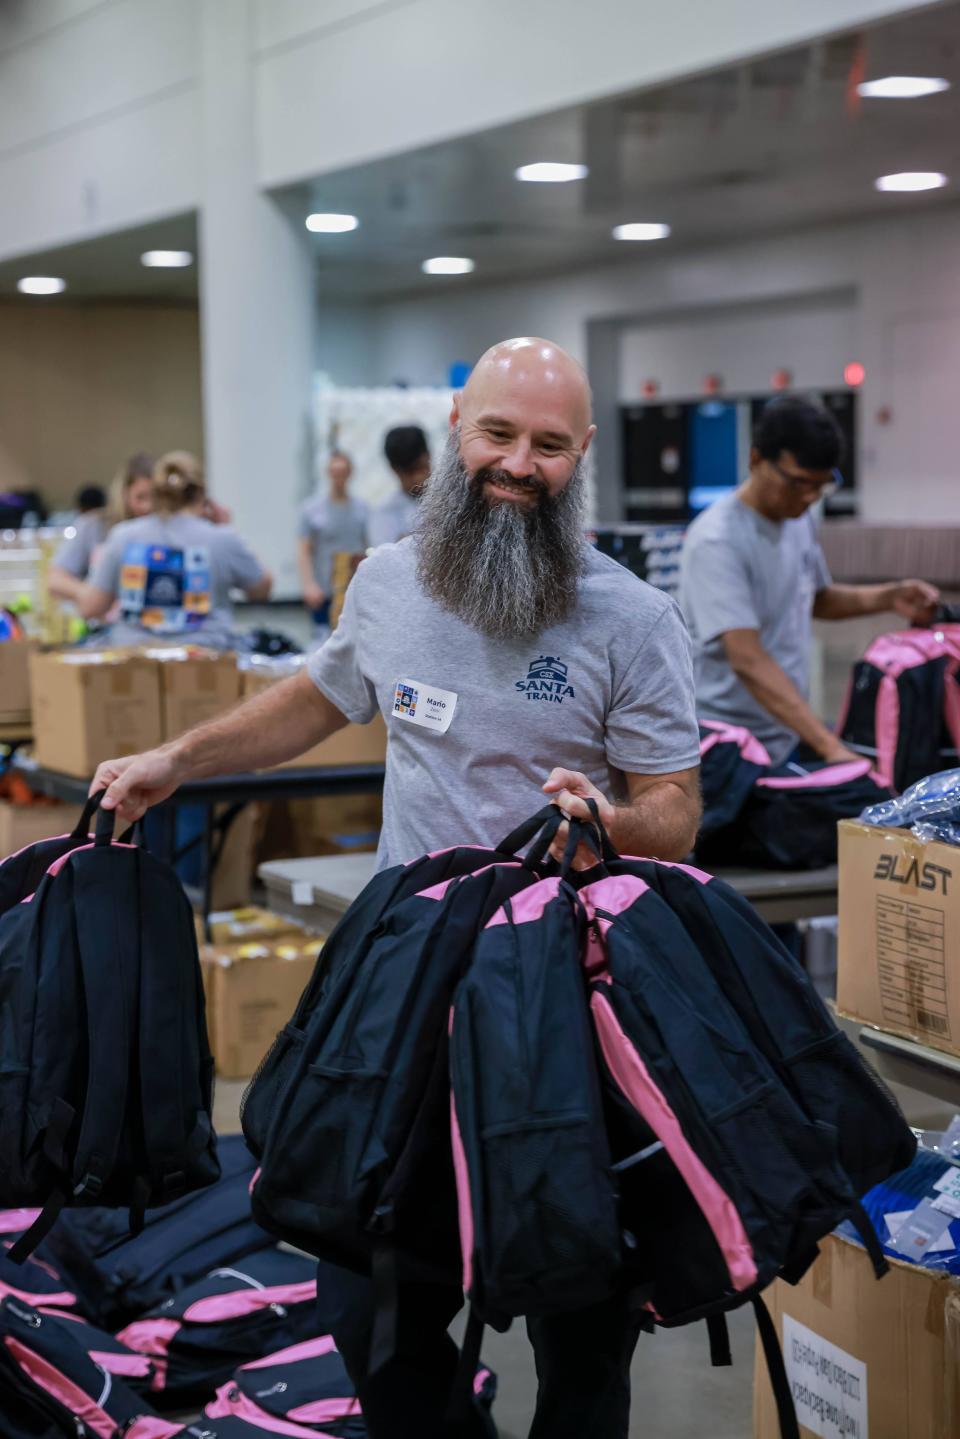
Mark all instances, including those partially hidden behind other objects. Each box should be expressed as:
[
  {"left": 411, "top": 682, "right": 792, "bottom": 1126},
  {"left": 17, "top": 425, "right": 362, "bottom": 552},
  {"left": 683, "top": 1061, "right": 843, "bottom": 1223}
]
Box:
[
  {"left": 368, "top": 425, "right": 431, "bottom": 546},
  {"left": 78, "top": 450, "right": 271, "bottom": 643},
  {"left": 48, "top": 452, "right": 154, "bottom": 604},
  {"left": 679, "top": 395, "right": 940, "bottom": 765},
  {"left": 297, "top": 451, "right": 368, "bottom": 629},
  {"left": 76, "top": 485, "right": 107, "bottom": 514}
]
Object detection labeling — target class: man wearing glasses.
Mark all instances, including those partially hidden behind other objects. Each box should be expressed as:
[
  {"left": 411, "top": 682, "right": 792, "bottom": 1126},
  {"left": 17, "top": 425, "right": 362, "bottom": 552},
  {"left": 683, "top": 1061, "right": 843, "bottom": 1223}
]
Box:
[{"left": 679, "top": 395, "right": 938, "bottom": 766}]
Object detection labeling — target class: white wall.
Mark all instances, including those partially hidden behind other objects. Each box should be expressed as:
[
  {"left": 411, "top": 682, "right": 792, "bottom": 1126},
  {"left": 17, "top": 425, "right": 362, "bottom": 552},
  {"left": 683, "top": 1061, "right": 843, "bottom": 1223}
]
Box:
[
  {"left": 0, "top": 0, "right": 199, "bottom": 260},
  {"left": 363, "top": 203, "right": 960, "bottom": 524},
  {"left": 0, "top": 0, "right": 936, "bottom": 261},
  {"left": 252, "top": 0, "right": 932, "bottom": 186},
  {"left": 618, "top": 295, "right": 857, "bottom": 401}
]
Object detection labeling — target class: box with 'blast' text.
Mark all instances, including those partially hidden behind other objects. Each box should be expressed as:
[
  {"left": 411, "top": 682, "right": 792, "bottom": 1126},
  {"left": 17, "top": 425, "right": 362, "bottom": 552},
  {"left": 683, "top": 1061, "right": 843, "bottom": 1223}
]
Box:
[{"left": 838, "top": 819, "right": 960, "bottom": 1058}]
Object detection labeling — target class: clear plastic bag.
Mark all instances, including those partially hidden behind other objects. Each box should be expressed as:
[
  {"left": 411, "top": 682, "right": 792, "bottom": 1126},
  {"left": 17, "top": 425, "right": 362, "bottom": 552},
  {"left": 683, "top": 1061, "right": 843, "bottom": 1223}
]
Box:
[{"left": 859, "top": 767, "right": 960, "bottom": 845}]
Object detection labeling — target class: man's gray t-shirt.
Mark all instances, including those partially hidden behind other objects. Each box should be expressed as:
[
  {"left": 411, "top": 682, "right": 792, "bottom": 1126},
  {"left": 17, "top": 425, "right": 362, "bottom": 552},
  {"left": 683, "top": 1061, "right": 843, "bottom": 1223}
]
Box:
[
  {"left": 308, "top": 537, "right": 699, "bottom": 867},
  {"left": 368, "top": 492, "right": 419, "bottom": 549},
  {"left": 298, "top": 495, "right": 368, "bottom": 594},
  {"left": 89, "top": 512, "right": 266, "bottom": 640},
  {"left": 54, "top": 512, "right": 107, "bottom": 579},
  {"left": 678, "top": 492, "right": 831, "bottom": 764}
]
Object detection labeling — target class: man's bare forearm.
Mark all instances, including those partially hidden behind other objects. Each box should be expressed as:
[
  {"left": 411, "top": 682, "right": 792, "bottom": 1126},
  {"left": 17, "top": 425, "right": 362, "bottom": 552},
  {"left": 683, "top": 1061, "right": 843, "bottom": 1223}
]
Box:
[
  {"left": 608, "top": 781, "right": 701, "bottom": 861},
  {"left": 168, "top": 672, "right": 347, "bottom": 779}
]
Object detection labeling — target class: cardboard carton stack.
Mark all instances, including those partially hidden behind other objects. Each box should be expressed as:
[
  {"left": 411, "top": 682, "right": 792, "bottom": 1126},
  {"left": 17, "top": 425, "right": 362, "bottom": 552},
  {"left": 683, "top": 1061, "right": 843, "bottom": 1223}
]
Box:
[
  {"left": 29, "top": 647, "right": 241, "bottom": 778},
  {"left": 199, "top": 906, "right": 321, "bottom": 1079}
]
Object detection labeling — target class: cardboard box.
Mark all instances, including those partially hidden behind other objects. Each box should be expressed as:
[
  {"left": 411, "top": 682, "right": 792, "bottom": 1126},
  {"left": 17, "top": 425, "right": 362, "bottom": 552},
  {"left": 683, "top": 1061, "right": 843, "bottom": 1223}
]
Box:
[
  {"left": 30, "top": 650, "right": 163, "bottom": 778},
  {"left": 754, "top": 1232, "right": 960, "bottom": 1438},
  {"left": 258, "top": 792, "right": 382, "bottom": 861},
  {"left": 144, "top": 647, "right": 240, "bottom": 740},
  {"left": 240, "top": 670, "right": 387, "bottom": 768},
  {"left": 0, "top": 801, "right": 86, "bottom": 859},
  {"left": 201, "top": 905, "right": 308, "bottom": 947},
  {"left": 838, "top": 819, "right": 960, "bottom": 1058},
  {"left": 201, "top": 934, "right": 322, "bottom": 1078},
  {"left": 0, "top": 640, "right": 31, "bottom": 722}
]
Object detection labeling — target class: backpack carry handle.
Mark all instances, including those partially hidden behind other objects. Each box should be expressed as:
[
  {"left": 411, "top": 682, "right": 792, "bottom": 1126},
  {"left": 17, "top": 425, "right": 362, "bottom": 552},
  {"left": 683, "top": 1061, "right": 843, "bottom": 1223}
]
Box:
[
  {"left": 72, "top": 788, "right": 105, "bottom": 839},
  {"left": 496, "top": 804, "right": 568, "bottom": 858},
  {"left": 94, "top": 803, "right": 116, "bottom": 847}
]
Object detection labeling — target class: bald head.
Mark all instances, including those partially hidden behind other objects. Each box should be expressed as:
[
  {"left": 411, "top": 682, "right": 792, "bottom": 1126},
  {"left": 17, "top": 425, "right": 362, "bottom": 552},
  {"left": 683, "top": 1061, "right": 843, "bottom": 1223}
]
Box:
[{"left": 452, "top": 336, "right": 595, "bottom": 505}]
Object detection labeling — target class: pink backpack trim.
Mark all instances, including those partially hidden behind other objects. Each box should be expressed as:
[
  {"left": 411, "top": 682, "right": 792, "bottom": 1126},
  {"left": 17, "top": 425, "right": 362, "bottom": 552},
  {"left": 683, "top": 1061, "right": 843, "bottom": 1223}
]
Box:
[
  {"left": 590, "top": 991, "right": 757, "bottom": 1292},
  {"left": 123, "top": 1419, "right": 183, "bottom": 1439},
  {"left": 3, "top": 1334, "right": 116, "bottom": 1439},
  {"left": 240, "top": 1333, "right": 338, "bottom": 1369},
  {"left": 698, "top": 720, "right": 771, "bottom": 767},
  {"left": 114, "top": 1317, "right": 180, "bottom": 1391},
  {"left": 487, "top": 876, "right": 561, "bottom": 926},
  {"left": 448, "top": 1011, "right": 474, "bottom": 1295},
  {"left": 206, "top": 1381, "right": 349, "bottom": 1437},
  {"left": 755, "top": 759, "right": 874, "bottom": 790},
  {"left": 182, "top": 1278, "right": 316, "bottom": 1323},
  {"left": 0, "top": 1276, "right": 78, "bottom": 1310},
  {"left": 0, "top": 1209, "right": 42, "bottom": 1235}
]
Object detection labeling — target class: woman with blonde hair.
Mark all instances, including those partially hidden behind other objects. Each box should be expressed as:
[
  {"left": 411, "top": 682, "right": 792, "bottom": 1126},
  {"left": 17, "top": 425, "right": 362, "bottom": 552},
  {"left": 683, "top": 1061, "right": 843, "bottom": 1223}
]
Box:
[
  {"left": 47, "top": 451, "right": 154, "bottom": 603},
  {"left": 78, "top": 450, "right": 271, "bottom": 641}
]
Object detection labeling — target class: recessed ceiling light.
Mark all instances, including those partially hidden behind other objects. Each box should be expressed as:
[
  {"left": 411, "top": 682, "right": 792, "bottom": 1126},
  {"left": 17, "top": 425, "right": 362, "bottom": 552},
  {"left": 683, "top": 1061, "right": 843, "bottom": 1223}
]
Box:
[
  {"left": 422, "top": 257, "right": 475, "bottom": 275},
  {"left": 141, "top": 250, "right": 193, "bottom": 268},
  {"left": 612, "top": 223, "right": 671, "bottom": 241},
  {"left": 875, "top": 171, "right": 948, "bottom": 192},
  {"left": 858, "top": 76, "right": 950, "bottom": 99},
  {"left": 306, "top": 213, "right": 359, "bottom": 233},
  {"left": 514, "top": 162, "right": 589, "bottom": 183},
  {"left": 17, "top": 276, "right": 66, "bottom": 295}
]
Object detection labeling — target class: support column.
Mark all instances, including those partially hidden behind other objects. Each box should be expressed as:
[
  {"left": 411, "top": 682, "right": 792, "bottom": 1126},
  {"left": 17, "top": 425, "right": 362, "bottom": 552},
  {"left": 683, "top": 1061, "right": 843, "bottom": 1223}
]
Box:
[{"left": 198, "top": 0, "right": 315, "bottom": 598}]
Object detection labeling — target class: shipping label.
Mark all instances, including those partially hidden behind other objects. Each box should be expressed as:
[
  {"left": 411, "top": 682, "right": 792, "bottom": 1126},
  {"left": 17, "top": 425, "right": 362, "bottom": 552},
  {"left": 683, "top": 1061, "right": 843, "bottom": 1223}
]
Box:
[{"left": 782, "top": 1315, "right": 868, "bottom": 1439}]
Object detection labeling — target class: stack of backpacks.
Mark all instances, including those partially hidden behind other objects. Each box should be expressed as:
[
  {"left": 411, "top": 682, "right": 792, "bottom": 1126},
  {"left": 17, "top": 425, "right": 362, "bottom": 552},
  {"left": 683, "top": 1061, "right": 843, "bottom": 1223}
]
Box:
[
  {"left": 695, "top": 719, "right": 892, "bottom": 868},
  {"left": 242, "top": 802, "right": 916, "bottom": 1439},
  {"left": 0, "top": 1135, "right": 499, "bottom": 1436}
]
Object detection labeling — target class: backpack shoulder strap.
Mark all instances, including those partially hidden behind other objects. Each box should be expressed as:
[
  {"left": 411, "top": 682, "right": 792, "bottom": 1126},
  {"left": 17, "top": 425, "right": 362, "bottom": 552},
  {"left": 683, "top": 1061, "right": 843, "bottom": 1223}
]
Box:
[{"left": 753, "top": 1294, "right": 800, "bottom": 1439}]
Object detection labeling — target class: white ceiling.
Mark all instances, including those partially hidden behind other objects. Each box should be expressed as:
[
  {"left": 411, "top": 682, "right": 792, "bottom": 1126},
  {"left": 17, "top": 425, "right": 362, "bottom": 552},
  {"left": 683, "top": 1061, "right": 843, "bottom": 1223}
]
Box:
[{"left": 2, "top": 2, "right": 959, "bottom": 306}]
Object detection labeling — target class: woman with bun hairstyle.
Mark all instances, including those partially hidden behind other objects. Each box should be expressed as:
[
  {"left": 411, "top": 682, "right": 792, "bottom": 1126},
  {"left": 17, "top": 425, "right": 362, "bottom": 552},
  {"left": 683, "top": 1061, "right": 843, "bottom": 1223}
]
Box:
[
  {"left": 48, "top": 450, "right": 155, "bottom": 603},
  {"left": 78, "top": 450, "right": 271, "bottom": 641}
]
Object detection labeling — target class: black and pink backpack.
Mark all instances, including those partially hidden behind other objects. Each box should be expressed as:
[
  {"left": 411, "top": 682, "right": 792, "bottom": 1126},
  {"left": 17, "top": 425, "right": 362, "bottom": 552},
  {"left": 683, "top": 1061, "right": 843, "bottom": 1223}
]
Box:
[
  {"left": 697, "top": 720, "right": 771, "bottom": 843},
  {"left": 837, "top": 621, "right": 960, "bottom": 793},
  {"left": 700, "top": 755, "right": 892, "bottom": 869},
  {"left": 0, "top": 800, "right": 219, "bottom": 1259},
  {"left": 117, "top": 1248, "right": 320, "bottom": 1407},
  {"left": 0, "top": 1293, "right": 160, "bottom": 1437}
]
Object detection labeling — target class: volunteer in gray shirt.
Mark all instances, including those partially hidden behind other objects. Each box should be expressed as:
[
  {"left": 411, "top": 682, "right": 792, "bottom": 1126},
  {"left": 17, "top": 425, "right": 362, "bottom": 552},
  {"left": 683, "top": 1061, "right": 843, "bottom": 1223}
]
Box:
[
  {"left": 90, "top": 337, "right": 701, "bottom": 1439},
  {"left": 297, "top": 451, "right": 368, "bottom": 627},
  {"left": 679, "top": 395, "right": 940, "bottom": 765},
  {"left": 48, "top": 454, "right": 154, "bottom": 605},
  {"left": 368, "top": 424, "right": 430, "bottom": 547},
  {"left": 79, "top": 450, "right": 271, "bottom": 642}
]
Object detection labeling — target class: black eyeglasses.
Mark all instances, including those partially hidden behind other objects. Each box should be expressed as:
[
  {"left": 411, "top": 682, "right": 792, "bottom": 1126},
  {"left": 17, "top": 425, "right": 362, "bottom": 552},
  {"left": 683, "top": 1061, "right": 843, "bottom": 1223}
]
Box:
[{"left": 769, "top": 459, "right": 842, "bottom": 498}]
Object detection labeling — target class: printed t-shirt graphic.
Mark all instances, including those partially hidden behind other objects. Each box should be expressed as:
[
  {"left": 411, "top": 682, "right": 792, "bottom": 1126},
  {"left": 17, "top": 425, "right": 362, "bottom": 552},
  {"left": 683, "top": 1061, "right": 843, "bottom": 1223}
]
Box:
[{"left": 120, "top": 542, "right": 213, "bottom": 632}]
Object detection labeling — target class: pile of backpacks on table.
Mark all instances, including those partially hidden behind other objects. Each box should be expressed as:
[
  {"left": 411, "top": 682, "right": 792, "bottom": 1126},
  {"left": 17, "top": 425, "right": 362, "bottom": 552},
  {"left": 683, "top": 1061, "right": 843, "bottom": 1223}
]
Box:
[
  {"left": 696, "top": 612, "right": 960, "bottom": 868},
  {"left": 0, "top": 1134, "right": 495, "bottom": 1437}
]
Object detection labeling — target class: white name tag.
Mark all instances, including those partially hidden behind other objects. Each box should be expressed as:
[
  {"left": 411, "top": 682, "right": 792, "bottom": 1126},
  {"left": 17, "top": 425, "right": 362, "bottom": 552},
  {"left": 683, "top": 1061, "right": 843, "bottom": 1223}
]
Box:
[{"left": 392, "top": 678, "right": 458, "bottom": 734}]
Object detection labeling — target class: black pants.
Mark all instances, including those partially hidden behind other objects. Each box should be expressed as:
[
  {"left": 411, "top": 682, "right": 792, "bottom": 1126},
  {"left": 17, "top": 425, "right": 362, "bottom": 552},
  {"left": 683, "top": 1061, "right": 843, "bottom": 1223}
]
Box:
[{"left": 317, "top": 1259, "right": 643, "bottom": 1439}]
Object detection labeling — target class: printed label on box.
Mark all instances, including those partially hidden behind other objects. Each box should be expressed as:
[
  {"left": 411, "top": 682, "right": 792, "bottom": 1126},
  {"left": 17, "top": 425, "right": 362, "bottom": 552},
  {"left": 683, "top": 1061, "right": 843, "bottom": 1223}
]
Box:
[{"left": 783, "top": 1314, "right": 868, "bottom": 1439}]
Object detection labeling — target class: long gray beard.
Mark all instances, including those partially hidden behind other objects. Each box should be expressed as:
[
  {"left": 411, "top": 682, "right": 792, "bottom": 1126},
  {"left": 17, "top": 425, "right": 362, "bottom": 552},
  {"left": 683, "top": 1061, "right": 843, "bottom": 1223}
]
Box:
[{"left": 416, "top": 431, "right": 587, "bottom": 641}]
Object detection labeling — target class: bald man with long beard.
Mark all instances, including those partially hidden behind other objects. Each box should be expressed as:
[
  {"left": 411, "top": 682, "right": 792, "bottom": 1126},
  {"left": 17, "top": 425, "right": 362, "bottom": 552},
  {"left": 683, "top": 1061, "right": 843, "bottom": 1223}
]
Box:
[{"left": 92, "top": 338, "right": 701, "bottom": 1439}]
